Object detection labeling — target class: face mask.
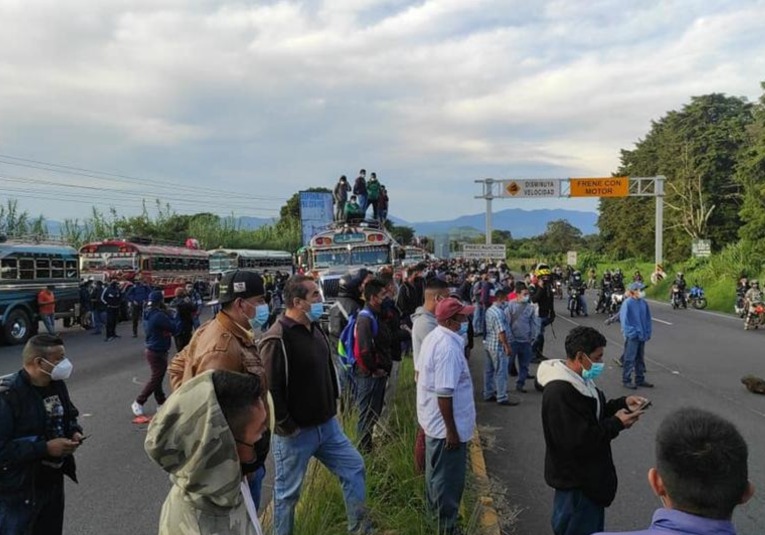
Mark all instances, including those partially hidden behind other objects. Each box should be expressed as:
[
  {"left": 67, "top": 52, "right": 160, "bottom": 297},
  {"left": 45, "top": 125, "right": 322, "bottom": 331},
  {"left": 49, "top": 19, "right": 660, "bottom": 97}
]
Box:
[
  {"left": 306, "top": 302, "right": 324, "bottom": 322},
  {"left": 581, "top": 356, "right": 604, "bottom": 381},
  {"left": 382, "top": 297, "right": 395, "bottom": 309},
  {"left": 248, "top": 304, "right": 270, "bottom": 331},
  {"left": 522, "top": 295, "right": 530, "bottom": 303},
  {"left": 457, "top": 322, "right": 469, "bottom": 336},
  {"left": 42, "top": 358, "right": 73, "bottom": 381},
  {"left": 638, "top": 290, "right": 646, "bottom": 299}
]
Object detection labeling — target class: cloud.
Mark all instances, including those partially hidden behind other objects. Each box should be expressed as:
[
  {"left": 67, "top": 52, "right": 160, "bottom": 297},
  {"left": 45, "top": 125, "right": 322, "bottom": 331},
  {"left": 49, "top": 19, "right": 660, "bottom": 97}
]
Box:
[{"left": 0, "top": 0, "right": 763, "bottom": 226}]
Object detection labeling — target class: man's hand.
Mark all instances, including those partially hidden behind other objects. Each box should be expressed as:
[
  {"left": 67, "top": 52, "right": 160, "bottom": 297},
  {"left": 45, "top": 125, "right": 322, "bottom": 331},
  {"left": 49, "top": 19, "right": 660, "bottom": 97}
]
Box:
[
  {"left": 503, "top": 344, "right": 512, "bottom": 356},
  {"left": 615, "top": 409, "right": 643, "bottom": 429},
  {"left": 445, "top": 428, "right": 460, "bottom": 450},
  {"left": 46, "top": 438, "right": 79, "bottom": 457},
  {"left": 625, "top": 396, "right": 649, "bottom": 413},
  {"left": 71, "top": 432, "right": 85, "bottom": 444}
]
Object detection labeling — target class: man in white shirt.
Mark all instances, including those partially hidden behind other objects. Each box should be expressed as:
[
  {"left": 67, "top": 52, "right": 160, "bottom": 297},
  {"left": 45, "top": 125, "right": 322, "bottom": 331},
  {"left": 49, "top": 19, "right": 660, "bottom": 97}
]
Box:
[{"left": 417, "top": 298, "right": 476, "bottom": 535}]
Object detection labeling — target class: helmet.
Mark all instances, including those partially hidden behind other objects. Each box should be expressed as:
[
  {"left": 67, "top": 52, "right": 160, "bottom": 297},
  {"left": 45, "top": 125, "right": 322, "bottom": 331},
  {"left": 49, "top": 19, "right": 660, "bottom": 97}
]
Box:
[
  {"left": 573, "top": 270, "right": 582, "bottom": 277},
  {"left": 615, "top": 268, "right": 622, "bottom": 275},
  {"left": 535, "top": 263, "right": 552, "bottom": 277},
  {"left": 677, "top": 272, "right": 684, "bottom": 277},
  {"left": 752, "top": 279, "right": 759, "bottom": 286}
]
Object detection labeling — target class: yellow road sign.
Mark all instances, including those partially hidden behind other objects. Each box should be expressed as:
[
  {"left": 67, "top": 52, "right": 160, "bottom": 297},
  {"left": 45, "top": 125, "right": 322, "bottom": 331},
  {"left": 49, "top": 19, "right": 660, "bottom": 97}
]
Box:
[{"left": 570, "top": 177, "right": 629, "bottom": 197}]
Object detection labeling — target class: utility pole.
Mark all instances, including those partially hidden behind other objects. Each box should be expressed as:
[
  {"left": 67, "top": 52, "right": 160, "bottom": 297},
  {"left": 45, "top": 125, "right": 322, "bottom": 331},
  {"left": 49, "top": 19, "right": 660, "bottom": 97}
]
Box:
[{"left": 475, "top": 179, "right": 495, "bottom": 245}]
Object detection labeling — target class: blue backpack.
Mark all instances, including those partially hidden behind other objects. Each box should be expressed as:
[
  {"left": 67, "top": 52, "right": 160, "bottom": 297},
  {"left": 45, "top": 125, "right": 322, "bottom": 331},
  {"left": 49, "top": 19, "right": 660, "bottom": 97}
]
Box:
[{"left": 337, "top": 308, "right": 378, "bottom": 373}]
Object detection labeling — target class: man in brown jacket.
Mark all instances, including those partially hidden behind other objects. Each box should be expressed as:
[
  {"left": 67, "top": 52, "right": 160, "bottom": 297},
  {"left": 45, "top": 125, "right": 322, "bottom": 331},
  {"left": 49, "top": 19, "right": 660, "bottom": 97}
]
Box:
[{"left": 167, "top": 269, "right": 272, "bottom": 510}]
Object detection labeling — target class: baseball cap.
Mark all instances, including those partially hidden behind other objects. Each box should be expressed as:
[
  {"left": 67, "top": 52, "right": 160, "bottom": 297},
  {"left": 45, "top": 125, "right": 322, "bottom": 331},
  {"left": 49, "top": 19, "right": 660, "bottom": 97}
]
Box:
[
  {"left": 148, "top": 290, "right": 164, "bottom": 304},
  {"left": 436, "top": 297, "right": 475, "bottom": 322},
  {"left": 628, "top": 281, "right": 645, "bottom": 291},
  {"left": 219, "top": 271, "right": 265, "bottom": 304}
]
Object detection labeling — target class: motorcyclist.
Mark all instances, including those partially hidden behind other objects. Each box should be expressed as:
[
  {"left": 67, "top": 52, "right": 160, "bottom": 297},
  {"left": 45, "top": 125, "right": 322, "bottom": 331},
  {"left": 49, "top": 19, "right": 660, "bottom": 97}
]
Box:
[
  {"left": 568, "top": 270, "right": 588, "bottom": 316},
  {"left": 596, "top": 271, "right": 614, "bottom": 313},
  {"left": 531, "top": 265, "right": 556, "bottom": 360},
  {"left": 671, "top": 272, "right": 687, "bottom": 308},
  {"left": 744, "top": 280, "right": 763, "bottom": 330},
  {"left": 612, "top": 268, "right": 626, "bottom": 293},
  {"left": 633, "top": 270, "right": 643, "bottom": 283}
]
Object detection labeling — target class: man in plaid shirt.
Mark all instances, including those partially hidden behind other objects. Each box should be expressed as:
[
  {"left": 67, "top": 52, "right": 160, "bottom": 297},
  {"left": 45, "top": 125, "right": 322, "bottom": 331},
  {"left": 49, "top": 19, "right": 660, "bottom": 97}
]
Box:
[{"left": 483, "top": 288, "right": 520, "bottom": 406}]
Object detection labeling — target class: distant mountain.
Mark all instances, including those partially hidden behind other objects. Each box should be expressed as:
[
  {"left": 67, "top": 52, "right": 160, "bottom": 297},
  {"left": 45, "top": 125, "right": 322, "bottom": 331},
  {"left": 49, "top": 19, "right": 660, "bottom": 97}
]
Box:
[{"left": 399, "top": 208, "right": 598, "bottom": 238}]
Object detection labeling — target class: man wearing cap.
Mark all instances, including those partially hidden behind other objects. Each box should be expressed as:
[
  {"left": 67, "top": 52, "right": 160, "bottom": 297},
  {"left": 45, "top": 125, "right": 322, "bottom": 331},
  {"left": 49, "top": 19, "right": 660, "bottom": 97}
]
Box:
[
  {"left": 417, "top": 297, "right": 476, "bottom": 535},
  {"left": 167, "top": 270, "right": 272, "bottom": 509},
  {"left": 619, "top": 282, "right": 654, "bottom": 389}
]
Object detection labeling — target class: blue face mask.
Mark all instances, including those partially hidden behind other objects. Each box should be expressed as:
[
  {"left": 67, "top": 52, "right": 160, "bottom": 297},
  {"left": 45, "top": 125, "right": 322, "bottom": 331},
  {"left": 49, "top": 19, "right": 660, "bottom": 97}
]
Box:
[
  {"left": 582, "top": 356, "right": 605, "bottom": 381},
  {"left": 306, "top": 302, "right": 324, "bottom": 323},
  {"left": 458, "top": 322, "right": 469, "bottom": 336},
  {"left": 248, "top": 304, "right": 270, "bottom": 331}
]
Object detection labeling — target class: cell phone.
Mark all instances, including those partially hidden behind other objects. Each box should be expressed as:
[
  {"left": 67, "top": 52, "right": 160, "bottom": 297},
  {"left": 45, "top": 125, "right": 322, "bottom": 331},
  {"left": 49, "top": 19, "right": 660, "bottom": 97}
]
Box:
[
  {"left": 635, "top": 400, "right": 652, "bottom": 411},
  {"left": 78, "top": 435, "right": 91, "bottom": 443}
]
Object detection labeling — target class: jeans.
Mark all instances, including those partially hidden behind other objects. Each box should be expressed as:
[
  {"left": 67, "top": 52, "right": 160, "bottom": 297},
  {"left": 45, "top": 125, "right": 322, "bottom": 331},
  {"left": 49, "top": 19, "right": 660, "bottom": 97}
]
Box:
[
  {"left": 354, "top": 373, "right": 386, "bottom": 452},
  {"left": 357, "top": 193, "right": 367, "bottom": 213},
  {"left": 92, "top": 310, "right": 106, "bottom": 334},
  {"left": 130, "top": 304, "right": 143, "bottom": 336},
  {"left": 136, "top": 349, "right": 168, "bottom": 406},
  {"left": 551, "top": 488, "right": 604, "bottom": 535},
  {"left": 369, "top": 199, "right": 379, "bottom": 220},
  {"left": 0, "top": 472, "right": 64, "bottom": 535},
  {"left": 472, "top": 304, "right": 485, "bottom": 335},
  {"left": 380, "top": 360, "right": 401, "bottom": 422},
  {"left": 335, "top": 201, "right": 346, "bottom": 221},
  {"left": 272, "top": 417, "right": 367, "bottom": 535},
  {"left": 577, "top": 295, "right": 588, "bottom": 315},
  {"left": 622, "top": 338, "right": 646, "bottom": 385},
  {"left": 511, "top": 342, "right": 534, "bottom": 389},
  {"left": 106, "top": 307, "right": 119, "bottom": 338},
  {"left": 247, "top": 465, "right": 266, "bottom": 512},
  {"left": 41, "top": 314, "right": 56, "bottom": 335},
  {"left": 533, "top": 316, "right": 554, "bottom": 357},
  {"left": 425, "top": 437, "right": 468, "bottom": 534},
  {"left": 483, "top": 349, "right": 509, "bottom": 402}
]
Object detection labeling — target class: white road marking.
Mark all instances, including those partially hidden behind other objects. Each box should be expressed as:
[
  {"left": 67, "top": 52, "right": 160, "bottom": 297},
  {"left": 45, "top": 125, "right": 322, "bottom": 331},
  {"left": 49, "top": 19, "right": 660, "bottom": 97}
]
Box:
[{"left": 652, "top": 318, "right": 673, "bottom": 326}]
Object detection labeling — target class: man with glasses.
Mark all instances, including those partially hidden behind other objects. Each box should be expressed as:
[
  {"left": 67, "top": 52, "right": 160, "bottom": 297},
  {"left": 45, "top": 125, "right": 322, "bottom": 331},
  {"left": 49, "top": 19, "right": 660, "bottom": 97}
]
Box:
[
  {"left": 168, "top": 270, "right": 271, "bottom": 511},
  {"left": 260, "top": 275, "right": 370, "bottom": 535},
  {"left": 0, "top": 334, "right": 83, "bottom": 535}
]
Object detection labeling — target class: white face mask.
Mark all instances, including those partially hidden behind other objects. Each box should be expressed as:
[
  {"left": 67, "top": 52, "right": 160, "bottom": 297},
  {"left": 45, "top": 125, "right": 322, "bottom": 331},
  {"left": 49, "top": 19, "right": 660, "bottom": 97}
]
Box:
[{"left": 42, "top": 357, "right": 73, "bottom": 381}]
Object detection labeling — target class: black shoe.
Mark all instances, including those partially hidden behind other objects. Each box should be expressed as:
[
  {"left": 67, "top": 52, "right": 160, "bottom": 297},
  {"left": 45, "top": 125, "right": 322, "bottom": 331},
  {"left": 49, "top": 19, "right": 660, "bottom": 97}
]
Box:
[
  {"left": 498, "top": 398, "right": 520, "bottom": 406},
  {"left": 623, "top": 382, "right": 638, "bottom": 390},
  {"left": 483, "top": 395, "right": 497, "bottom": 402},
  {"left": 526, "top": 374, "right": 536, "bottom": 379},
  {"left": 516, "top": 387, "right": 528, "bottom": 393},
  {"left": 637, "top": 381, "right": 654, "bottom": 388}
]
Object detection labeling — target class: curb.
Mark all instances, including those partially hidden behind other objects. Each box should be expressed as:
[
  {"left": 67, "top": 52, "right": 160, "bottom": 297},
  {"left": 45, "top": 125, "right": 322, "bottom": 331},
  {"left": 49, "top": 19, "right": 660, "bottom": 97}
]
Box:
[{"left": 469, "top": 428, "right": 501, "bottom": 535}]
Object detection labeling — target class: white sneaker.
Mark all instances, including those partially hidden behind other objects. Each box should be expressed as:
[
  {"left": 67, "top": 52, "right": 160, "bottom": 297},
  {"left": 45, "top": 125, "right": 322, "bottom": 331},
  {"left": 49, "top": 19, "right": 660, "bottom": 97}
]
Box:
[{"left": 131, "top": 401, "right": 144, "bottom": 416}]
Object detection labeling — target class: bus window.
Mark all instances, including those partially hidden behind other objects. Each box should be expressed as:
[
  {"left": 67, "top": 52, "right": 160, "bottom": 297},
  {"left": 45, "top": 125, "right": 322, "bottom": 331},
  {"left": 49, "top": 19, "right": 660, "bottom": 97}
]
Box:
[
  {"left": 19, "top": 258, "right": 35, "bottom": 280},
  {"left": 142, "top": 258, "right": 150, "bottom": 271},
  {"left": 1, "top": 258, "right": 18, "bottom": 279},
  {"left": 36, "top": 258, "right": 51, "bottom": 279},
  {"left": 51, "top": 259, "right": 65, "bottom": 279}
]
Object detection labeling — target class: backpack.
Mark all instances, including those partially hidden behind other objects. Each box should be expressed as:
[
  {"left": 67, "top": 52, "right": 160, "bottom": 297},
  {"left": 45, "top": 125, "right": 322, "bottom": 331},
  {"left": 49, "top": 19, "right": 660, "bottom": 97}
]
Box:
[{"left": 337, "top": 309, "right": 378, "bottom": 373}]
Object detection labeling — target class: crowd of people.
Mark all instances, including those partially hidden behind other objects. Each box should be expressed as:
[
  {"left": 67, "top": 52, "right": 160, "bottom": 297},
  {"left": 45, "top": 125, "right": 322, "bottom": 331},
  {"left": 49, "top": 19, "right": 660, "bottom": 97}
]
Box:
[
  {"left": 1, "top": 258, "right": 755, "bottom": 535},
  {"left": 333, "top": 169, "right": 390, "bottom": 223}
]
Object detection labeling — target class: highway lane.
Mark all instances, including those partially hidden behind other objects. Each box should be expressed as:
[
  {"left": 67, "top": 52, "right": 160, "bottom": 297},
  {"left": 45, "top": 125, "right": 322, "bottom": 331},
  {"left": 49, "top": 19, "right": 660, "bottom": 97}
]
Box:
[{"left": 472, "top": 291, "right": 765, "bottom": 534}]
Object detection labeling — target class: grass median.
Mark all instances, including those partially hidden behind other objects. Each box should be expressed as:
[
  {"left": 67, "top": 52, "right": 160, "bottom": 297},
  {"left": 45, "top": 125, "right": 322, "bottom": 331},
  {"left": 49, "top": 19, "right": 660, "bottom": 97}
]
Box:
[{"left": 267, "top": 357, "right": 491, "bottom": 535}]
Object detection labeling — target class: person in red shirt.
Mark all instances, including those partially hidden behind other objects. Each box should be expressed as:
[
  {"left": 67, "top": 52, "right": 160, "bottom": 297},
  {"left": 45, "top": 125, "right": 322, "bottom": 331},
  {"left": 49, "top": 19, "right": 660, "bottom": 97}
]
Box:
[{"left": 37, "top": 285, "right": 57, "bottom": 335}]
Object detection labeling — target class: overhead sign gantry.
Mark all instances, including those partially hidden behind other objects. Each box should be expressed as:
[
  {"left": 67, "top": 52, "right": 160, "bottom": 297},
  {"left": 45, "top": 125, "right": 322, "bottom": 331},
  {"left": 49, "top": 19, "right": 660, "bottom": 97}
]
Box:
[{"left": 475, "top": 176, "right": 666, "bottom": 266}]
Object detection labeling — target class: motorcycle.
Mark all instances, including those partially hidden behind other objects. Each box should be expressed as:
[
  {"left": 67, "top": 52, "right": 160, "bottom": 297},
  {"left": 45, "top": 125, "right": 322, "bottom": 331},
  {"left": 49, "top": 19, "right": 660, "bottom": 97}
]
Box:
[
  {"left": 687, "top": 284, "right": 707, "bottom": 310},
  {"left": 609, "top": 291, "right": 625, "bottom": 315},
  {"left": 744, "top": 302, "right": 765, "bottom": 330},
  {"left": 553, "top": 279, "right": 563, "bottom": 300},
  {"left": 670, "top": 285, "right": 686, "bottom": 309},
  {"left": 595, "top": 287, "right": 613, "bottom": 313},
  {"left": 568, "top": 286, "right": 584, "bottom": 317}
]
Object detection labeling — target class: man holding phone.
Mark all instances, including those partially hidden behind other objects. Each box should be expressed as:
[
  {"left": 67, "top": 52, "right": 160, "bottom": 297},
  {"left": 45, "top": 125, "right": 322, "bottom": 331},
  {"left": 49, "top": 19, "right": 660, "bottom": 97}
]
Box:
[
  {"left": 537, "top": 326, "right": 647, "bottom": 535},
  {"left": 0, "top": 334, "right": 84, "bottom": 535}
]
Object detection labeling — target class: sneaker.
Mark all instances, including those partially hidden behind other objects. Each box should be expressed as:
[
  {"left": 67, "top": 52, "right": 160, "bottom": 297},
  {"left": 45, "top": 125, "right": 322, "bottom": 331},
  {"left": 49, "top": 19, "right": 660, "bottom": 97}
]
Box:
[
  {"left": 131, "top": 401, "right": 144, "bottom": 416},
  {"left": 483, "top": 395, "right": 497, "bottom": 402},
  {"left": 623, "top": 382, "right": 638, "bottom": 390},
  {"left": 637, "top": 381, "right": 655, "bottom": 388},
  {"left": 497, "top": 398, "right": 520, "bottom": 406}
]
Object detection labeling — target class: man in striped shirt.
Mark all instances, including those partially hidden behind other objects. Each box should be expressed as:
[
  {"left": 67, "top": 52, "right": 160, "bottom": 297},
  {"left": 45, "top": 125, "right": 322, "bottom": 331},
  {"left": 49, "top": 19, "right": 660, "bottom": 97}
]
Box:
[{"left": 483, "top": 288, "right": 520, "bottom": 406}]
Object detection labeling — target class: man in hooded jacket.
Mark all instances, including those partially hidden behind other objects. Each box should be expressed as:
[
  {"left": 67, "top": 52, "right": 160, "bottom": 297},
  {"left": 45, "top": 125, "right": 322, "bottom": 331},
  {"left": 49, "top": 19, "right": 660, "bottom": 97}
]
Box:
[{"left": 145, "top": 370, "right": 269, "bottom": 535}]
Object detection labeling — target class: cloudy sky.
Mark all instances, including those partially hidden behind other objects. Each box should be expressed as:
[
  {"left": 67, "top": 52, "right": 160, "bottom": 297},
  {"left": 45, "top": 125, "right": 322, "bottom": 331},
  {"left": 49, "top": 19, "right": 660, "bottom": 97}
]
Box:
[{"left": 1, "top": 0, "right": 764, "bottom": 225}]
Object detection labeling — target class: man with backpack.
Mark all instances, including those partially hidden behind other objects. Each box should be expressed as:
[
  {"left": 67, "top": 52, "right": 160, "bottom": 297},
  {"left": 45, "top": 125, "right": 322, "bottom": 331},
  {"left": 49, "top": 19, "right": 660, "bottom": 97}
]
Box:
[{"left": 353, "top": 279, "right": 392, "bottom": 453}]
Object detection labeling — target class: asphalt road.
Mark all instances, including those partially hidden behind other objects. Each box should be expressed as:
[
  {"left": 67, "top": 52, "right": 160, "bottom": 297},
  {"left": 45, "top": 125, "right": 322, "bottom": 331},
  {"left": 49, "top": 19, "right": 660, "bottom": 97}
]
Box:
[
  {"left": 471, "top": 291, "right": 765, "bottom": 534},
  {"left": 3, "top": 296, "right": 764, "bottom": 535}
]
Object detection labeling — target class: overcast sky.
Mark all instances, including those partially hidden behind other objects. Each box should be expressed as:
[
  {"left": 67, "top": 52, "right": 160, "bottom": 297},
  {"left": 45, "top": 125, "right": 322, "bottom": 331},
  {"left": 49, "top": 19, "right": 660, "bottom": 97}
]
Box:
[{"left": 1, "top": 0, "right": 763, "bottom": 224}]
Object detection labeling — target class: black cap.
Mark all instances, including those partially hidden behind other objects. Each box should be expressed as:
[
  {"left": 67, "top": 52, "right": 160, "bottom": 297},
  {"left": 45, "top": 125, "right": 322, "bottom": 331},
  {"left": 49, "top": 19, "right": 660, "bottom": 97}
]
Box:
[{"left": 219, "top": 271, "right": 265, "bottom": 304}]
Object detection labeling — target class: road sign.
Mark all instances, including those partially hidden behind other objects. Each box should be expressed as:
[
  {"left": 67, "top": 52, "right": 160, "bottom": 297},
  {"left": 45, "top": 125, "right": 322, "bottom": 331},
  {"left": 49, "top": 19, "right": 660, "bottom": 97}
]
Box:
[
  {"left": 692, "top": 239, "right": 711, "bottom": 258},
  {"left": 461, "top": 244, "right": 507, "bottom": 259},
  {"left": 501, "top": 179, "right": 560, "bottom": 198},
  {"left": 567, "top": 250, "right": 578, "bottom": 266},
  {"left": 570, "top": 177, "right": 629, "bottom": 197}
]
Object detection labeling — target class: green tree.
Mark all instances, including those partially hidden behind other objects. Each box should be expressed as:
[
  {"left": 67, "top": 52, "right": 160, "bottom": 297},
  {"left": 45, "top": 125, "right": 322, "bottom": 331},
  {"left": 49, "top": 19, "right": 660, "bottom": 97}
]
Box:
[
  {"left": 539, "top": 219, "right": 583, "bottom": 255},
  {"left": 737, "top": 82, "right": 765, "bottom": 248}
]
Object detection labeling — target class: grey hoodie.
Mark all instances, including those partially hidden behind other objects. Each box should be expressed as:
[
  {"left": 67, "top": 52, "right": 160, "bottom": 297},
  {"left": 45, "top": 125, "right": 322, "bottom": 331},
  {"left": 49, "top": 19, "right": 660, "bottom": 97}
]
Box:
[
  {"left": 537, "top": 359, "right": 602, "bottom": 418},
  {"left": 411, "top": 306, "right": 438, "bottom": 372}
]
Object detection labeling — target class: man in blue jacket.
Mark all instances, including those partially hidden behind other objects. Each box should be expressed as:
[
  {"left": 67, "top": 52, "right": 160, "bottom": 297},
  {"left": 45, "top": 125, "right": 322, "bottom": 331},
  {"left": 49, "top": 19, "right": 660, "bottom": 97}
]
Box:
[
  {"left": 0, "top": 334, "right": 84, "bottom": 535},
  {"left": 619, "top": 282, "right": 653, "bottom": 389},
  {"left": 126, "top": 278, "right": 151, "bottom": 338},
  {"left": 131, "top": 291, "right": 179, "bottom": 418}
]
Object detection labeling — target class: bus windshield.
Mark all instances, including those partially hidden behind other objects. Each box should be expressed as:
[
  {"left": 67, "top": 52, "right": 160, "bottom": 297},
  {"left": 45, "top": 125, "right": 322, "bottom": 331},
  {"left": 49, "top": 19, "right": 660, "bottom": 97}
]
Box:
[
  {"left": 350, "top": 246, "right": 391, "bottom": 266},
  {"left": 313, "top": 249, "right": 351, "bottom": 269},
  {"left": 81, "top": 258, "right": 107, "bottom": 271},
  {"left": 105, "top": 257, "right": 136, "bottom": 270},
  {"left": 210, "top": 256, "right": 236, "bottom": 272}
]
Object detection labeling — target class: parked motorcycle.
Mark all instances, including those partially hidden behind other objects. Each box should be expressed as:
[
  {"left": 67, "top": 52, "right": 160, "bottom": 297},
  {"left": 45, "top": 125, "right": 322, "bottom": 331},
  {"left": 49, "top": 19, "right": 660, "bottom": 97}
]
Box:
[
  {"left": 688, "top": 284, "right": 707, "bottom": 310},
  {"left": 568, "top": 286, "right": 583, "bottom": 317},
  {"left": 744, "top": 302, "right": 765, "bottom": 330},
  {"left": 670, "top": 285, "right": 687, "bottom": 309}
]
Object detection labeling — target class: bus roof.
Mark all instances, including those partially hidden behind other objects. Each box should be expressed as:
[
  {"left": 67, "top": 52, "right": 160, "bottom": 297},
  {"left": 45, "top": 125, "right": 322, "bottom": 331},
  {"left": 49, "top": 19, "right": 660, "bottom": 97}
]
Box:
[
  {"left": 208, "top": 249, "right": 292, "bottom": 259},
  {"left": 79, "top": 240, "right": 208, "bottom": 258},
  {"left": 0, "top": 243, "right": 78, "bottom": 257}
]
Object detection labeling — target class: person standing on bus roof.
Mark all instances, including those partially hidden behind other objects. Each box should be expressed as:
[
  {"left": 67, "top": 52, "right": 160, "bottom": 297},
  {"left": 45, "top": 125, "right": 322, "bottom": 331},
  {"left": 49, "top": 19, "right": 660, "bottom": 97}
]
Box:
[
  {"left": 101, "top": 280, "right": 122, "bottom": 342},
  {"left": 353, "top": 169, "right": 368, "bottom": 214},
  {"left": 378, "top": 185, "right": 389, "bottom": 223},
  {"left": 334, "top": 175, "right": 351, "bottom": 221},
  {"left": 367, "top": 173, "right": 381, "bottom": 220},
  {"left": 37, "top": 285, "right": 57, "bottom": 336},
  {"left": 126, "top": 278, "right": 150, "bottom": 338}
]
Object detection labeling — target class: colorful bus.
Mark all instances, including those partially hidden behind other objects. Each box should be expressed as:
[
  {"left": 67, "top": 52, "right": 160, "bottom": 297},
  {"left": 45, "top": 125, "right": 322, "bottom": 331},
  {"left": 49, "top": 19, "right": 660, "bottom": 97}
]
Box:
[
  {"left": 79, "top": 238, "right": 210, "bottom": 299},
  {"left": 208, "top": 249, "right": 294, "bottom": 275},
  {"left": 298, "top": 220, "right": 402, "bottom": 303},
  {"left": 0, "top": 238, "right": 81, "bottom": 345},
  {"left": 403, "top": 246, "right": 429, "bottom": 265}
]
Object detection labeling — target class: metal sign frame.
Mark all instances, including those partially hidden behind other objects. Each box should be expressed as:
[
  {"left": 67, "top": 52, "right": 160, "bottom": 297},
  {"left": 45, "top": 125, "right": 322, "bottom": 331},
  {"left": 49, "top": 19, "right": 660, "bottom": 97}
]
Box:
[{"left": 475, "top": 176, "right": 666, "bottom": 266}]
